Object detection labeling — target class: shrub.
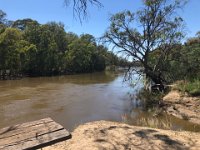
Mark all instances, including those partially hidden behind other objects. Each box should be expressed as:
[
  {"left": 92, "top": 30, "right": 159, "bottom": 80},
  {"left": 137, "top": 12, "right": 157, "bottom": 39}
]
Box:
[{"left": 176, "top": 79, "right": 200, "bottom": 97}]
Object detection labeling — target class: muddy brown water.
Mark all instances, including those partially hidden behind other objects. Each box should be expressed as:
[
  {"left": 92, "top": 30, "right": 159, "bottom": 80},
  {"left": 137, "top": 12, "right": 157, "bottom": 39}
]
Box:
[{"left": 0, "top": 71, "right": 200, "bottom": 132}]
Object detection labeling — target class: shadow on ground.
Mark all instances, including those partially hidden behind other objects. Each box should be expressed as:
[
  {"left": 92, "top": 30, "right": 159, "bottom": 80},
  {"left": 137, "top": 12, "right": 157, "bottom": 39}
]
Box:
[{"left": 44, "top": 121, "right": 200, "bottom": 150}]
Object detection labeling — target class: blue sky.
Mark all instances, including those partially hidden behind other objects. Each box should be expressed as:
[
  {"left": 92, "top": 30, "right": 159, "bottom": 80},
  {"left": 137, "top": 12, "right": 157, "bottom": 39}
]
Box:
[{"left": 0, "top": 0, "right": 200, "bottom": 40}]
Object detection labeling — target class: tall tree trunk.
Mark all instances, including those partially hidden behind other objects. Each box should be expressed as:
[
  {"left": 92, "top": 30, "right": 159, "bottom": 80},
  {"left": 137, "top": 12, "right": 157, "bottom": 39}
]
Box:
[{"left": 145, "top": 68, "right": 165, "bottom": 92}]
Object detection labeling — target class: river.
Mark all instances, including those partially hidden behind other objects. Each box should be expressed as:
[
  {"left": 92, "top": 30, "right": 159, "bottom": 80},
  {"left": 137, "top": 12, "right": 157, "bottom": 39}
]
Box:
[{"left": 0, "top": 71, "right": 199, "bottom": 132}]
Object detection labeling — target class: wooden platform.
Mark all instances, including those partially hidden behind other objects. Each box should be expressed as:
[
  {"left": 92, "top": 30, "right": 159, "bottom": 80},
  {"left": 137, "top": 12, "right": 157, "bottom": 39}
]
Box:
[{"left": 0, "top": 118, "right": 71, "bottom": 150}]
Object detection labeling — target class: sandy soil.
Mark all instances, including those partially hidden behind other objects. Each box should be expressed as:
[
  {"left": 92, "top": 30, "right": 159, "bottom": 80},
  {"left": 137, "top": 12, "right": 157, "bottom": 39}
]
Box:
[
  {"left": 43, "top": 121, "right": 200, "bottom": 150},
  {"left": 163, "top": 91, "right": 200, "bottom": 125}
]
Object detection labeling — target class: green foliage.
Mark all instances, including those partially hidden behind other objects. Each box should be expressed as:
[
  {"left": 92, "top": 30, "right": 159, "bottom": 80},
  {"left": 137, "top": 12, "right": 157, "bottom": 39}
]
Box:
[
  {"left": 176, "top": 79, "right": 200, "bottom": 97},
  {"left": 0, "top": 28, "right": 22, "bottom": 72},
  {"left": 66, "top": 38, "right": 96, "bottom": 73},
  {"left": 12, "top": 19, "right": 39, "bottom": 30},
  {"left": 65, "top": 35, "right": 107, "bottom": 73},
  {"left": 104, "top": 0, "right": 186, "bottom": 87},
  {"left": 0, "top": 27, "right": 38, "bottom": 76},
  {"left": 167, "top": 34, "right": 200, "bottom": 82},
  {"left": 0, "top": 10, "right": 127, "bottom": 78},
  {"left": 137, "top": 88, "right": 164, "bottom": 108}
]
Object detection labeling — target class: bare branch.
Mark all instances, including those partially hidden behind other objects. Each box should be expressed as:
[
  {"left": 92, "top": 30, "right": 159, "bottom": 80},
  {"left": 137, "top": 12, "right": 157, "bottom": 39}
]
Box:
[
  {"left": 64, "top": 0, "right": 103, "bottom": 22},
  {"left": 103, "top": 0, "right": 186, "bottom": 87}
]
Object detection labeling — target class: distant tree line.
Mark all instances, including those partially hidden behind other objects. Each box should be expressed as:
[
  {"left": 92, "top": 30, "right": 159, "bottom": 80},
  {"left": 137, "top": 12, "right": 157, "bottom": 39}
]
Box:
[{"left": 0, "top": 10, "right": 129, "bottom": 79}]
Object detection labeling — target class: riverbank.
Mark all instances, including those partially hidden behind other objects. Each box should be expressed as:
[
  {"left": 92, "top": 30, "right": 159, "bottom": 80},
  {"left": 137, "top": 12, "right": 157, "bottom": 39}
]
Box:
[
  {"left": 163, "top": 90, "right": 200, "bottom": 125},
  {"left": 43, "top": 120, "right": 200, "bottom": 150}
]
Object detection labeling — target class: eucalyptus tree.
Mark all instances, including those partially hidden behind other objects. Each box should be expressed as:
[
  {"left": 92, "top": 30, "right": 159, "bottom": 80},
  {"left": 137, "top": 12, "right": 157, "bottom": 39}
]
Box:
[
  {"left": 103, "top": 0, "right": 186, "bottom": 90},
  {"left": 66, "top": 34, "right": 99, "bottom": 73},
  {"left": 12, "top": 19, "right": 39, "bottom": 30},
  {"left": 0, "top": 28, "right": 35, "bottom": 76},
  {"left": 24, "top": 22, "right": 67, "bottom": 75},
  {"left": 0, "top": 28, "right": 21, "bottom": 73}
]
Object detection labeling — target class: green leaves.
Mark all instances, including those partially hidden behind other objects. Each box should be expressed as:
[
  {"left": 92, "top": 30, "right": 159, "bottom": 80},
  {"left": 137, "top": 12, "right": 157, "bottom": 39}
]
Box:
[
  {"left": 66, "top": 35, "right": 105, "bottom": 73},
  {"left": 104, "top": 0, "right": 187, "bottom": 86},
  {"left": 0, "top": 28, "right": 23, "bottom": 71},
  {"left": 0, "top": 10, "right": 123, "bottom": 78},
  {"left": 0, "top": 20, "right": 109, "bottom": 76}
]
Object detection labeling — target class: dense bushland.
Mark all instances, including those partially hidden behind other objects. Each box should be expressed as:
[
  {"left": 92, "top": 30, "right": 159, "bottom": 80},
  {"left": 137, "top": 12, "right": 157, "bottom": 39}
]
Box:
[{"left": 0, "top": 10, "right": 128, "bottom": 78}]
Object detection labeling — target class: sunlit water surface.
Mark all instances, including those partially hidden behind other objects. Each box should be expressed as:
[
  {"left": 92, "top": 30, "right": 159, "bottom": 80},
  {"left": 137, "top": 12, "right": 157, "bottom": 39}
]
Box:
[{"left": 0, "top": 71, "right": 199, "bottom": 132}]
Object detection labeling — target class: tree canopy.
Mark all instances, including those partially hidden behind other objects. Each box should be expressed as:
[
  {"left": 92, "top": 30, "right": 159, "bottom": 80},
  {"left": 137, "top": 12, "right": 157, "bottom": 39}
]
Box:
[
  {"left": 104, "top": 0, "right": 187, "bottom": 89},
  {"left": 0, "top": 10, "right": 127, "bottom": 79}
]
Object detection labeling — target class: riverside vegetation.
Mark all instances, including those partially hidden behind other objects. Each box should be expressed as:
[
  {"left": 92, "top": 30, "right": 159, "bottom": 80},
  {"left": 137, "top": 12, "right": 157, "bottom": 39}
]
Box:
[
  {"left": 0, "top": 0, "right": 200, "bottom": 149},
  {"left": 102, "top": 0, "right": 200, "bottom": 127},
  {"left": 0, "top": 10, "right": 129, "bottom": 79},
  {"left": 0, "top": 0, "right": 200, "bottom": 130},
  {"left": 103, "top": 0, "right": 200, "bottom": 95}
]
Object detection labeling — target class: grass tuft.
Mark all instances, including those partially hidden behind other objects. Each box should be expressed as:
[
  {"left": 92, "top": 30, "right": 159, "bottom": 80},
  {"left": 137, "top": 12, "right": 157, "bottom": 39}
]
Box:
[{"left": 175, "top": 79, "right": 200, "bottom": 97}]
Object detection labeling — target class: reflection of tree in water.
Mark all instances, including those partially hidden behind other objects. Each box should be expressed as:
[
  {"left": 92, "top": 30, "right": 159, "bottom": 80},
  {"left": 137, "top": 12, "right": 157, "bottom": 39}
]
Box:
[
  {"left": 54, "top": 71, "right": 118, "bottom": 85},
  {"left": 122, "top": 86, "right": 200, "bottom": 132}
]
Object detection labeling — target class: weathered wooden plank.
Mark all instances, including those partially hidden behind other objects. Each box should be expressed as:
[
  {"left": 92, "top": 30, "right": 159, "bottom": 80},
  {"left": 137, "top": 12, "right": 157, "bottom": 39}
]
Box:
[
  {"left": 0, "top": 118, "right": 71, "bottom": 150},
  {"left": 0, "top": 121, "right": 64, "bottom": 146},
  {"left": 0, "top": 118, "right": 54, "bottom": 139},
  {"left": 0, "top": 118, "right": 53, "bottom": 137},
  {"left": 1, "top": 129, "right": 71, "bottom": 150}
]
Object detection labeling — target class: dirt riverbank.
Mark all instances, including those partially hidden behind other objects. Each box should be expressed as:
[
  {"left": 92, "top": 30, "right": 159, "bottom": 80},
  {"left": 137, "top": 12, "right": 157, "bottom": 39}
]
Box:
[
  {"left": 43, "top": 120, "right": 200, "bottom": 150},
  {"left": 163, "top": 90, "right": 200, "bottom": 125}
]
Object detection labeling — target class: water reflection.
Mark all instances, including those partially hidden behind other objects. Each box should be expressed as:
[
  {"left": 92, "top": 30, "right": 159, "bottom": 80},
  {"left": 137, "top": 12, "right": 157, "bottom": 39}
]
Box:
[
  {"left": 0, "top": 71, "right": 131, "bottom": 130},
  {"left": 122, "top": 97, "right": 200, "bottom": 132},
  {"left": 0, "top": 71, "right": 199, "bottom": 132}
]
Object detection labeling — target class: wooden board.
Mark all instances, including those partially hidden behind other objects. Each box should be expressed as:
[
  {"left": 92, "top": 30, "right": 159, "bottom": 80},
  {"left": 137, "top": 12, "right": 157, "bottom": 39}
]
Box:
[{"left": 0, "top": 118, "right": 71, "bottom": 150}]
